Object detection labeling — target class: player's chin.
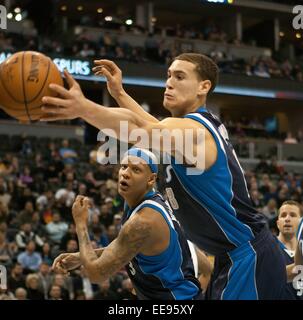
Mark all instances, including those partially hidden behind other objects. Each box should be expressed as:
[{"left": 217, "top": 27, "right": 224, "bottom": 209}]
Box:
[{"left": 163, "top": 98, "right": 175, "bottom": 111}]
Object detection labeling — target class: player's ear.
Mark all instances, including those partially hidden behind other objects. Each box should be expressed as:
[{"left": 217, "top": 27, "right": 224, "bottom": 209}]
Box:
[
  {"left": 198, "top": 79, "right": 211, "bottom": 96},
  {"left": 148, "top": 173, "right": 157, "bottom": 187}
]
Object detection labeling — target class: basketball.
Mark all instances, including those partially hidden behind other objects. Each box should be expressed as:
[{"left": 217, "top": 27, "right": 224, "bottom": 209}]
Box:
[{"left": 0, "top": 51, "right": 63, "bottom": 122}]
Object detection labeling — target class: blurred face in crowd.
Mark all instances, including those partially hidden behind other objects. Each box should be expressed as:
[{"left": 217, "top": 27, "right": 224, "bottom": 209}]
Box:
[
  {"left": 163, "top": 60, "right": 208, "bottom": 117},
  {"left": 15, "top": 288, "right": 27, "bottom": 300},
  {"left": 52, "top": 213, "right": 61, "bottom": 223},
  {"left": 277, "top": 204, "right": 301, "bottom": 238},
  {"left": 39, "top": 263, "right": 49, "bottom": 276},
  {"left": 27, "top": 276, "right": 39, "bottom": 289},
  {"left": 49, "top": 285, "right": 62, "bottom": 299},
  {"left": 42, "top": 242, "right": 50, "bottom": 254},
  {"left": 25, "top": 201, "right": 34, "bottom": 213},
  {"left": 22, "top": 223, "right": 31, "bottom": 234},
  {"left": 12, "top": 264, "right": 23, "bottom": 277},
  {"left": 66, "top": 239, "right": 78, "bottom": 252},
  {"left": 54, "top": 274, "right": 65, "bottom": 287}
]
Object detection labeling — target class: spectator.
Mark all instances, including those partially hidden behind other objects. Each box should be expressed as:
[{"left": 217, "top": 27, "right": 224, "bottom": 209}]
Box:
[
  {"left": 59, "top": 139, "right": 78, "bottom": 164},
  {"left": 37, "top": 262, "right": 53, "bottom": 299},
  {"left": 94, "top": 279, "right": 120, "bottom": 300},
  {"left": 45, "top": 212, "right": 68, "bottom": 245},
  {"left": 25, "top": 274, "right": 44, "bottom": 300},
  {"left": 7, "top": 263, "right": 26, "bottom": 292},
  {"left": 15, "top": 223, "right": 44, "bottom": 251},
  {"left": 17, "top": 241, "right": 42, "bottom": 273},
  {"left": 15, "top": 287, "right": 28, "bottom": 300}
]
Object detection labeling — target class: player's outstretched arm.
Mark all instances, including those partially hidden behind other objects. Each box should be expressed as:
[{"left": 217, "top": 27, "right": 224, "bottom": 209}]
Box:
[
  {"left": 93, "top": 59, "right": 159, "bottom": 123},
  {"left": 72, "top": 195, "right": 152, "bottom": 284}
]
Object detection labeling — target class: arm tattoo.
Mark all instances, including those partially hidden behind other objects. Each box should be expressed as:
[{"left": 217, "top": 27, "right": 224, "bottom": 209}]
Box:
[{"left": 76, "top": 216, "right": 152, "bottom": 284}]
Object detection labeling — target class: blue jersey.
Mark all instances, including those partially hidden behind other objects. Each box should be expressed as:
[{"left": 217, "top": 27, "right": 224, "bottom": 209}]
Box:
[
  {"left": 276, "top": 239, "right": 300, "bottom": 300},
  {"left": 122, "top": 191, "right": 201, "bottom": 300},
  {"left": 297, "top": 218, "right": 303, "bottom": 258},
  {"left": 164, "top": 107, "right": 266, "bottom": 256}
]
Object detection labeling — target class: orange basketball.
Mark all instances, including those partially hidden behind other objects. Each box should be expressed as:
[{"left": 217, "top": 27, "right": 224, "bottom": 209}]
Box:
[{"left": 0, "top": 51, "right": 63, "bottom": 122}]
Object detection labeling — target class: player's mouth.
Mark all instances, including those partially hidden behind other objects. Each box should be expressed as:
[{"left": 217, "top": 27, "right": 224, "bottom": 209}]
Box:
[
  {"left": 164, "top": 92, "right": 174, "bottom": 99},
  {"left": 284, "top": 224, "right": 292, "bottom": 228},
  {"left": 119, "top": 180, "right": 130, "bottom": 190}
]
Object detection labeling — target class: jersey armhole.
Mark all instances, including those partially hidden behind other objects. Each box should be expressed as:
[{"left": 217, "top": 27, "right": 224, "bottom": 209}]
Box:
[{"left": 184, "top": 114, "right": 225, "bottom": 176}]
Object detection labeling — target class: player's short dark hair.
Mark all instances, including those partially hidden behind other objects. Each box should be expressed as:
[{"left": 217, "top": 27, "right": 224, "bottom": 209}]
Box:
[
  {"left": 174, "top": 53, "right": 219, "bottom": 94},
  {"left": 279, "top": 200, "right": 303, "bottom": 217}
]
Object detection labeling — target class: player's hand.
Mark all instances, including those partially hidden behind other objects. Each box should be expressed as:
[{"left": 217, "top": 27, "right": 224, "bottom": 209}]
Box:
[
  {"left": 92, "top": 59, "right": 124, "bottom": 99},
  {"left": 72, "top": 195, "right": 90, "bottom": 226},
  {"left": 40, "top": 70, "right": 87, "bottom": 121},
  {"left": 52, "top": 252, "right": 82, "bottom": 274}
]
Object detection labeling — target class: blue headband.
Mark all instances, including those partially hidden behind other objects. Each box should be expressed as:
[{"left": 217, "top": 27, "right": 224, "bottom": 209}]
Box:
[{"left": 123, "top": 148, "right": 158, "bottom": 174}]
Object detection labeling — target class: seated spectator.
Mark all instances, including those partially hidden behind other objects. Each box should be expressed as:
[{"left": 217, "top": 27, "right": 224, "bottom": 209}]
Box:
[
  {"left": 19, "top": 166, "right": 34, "bottom": 188},
  {"left": 72, "top": 268, "right": 98, "bottom": 300},
  {"left": 94, "top": 279, "right": 120, "bottom": 300},
  {"left": 25, "top": 274, "right": 45, "bottom": 300},
  {"left": 17, "top": 201, "right": 35, "bottom": 226},
  {"left": 45, "top": 212, "right": 68, "bottom": 245},
  {"left": 41, "top": 242, "right": 53, "bottom": 266},
  {"left": 60, "top": 223, "right": 78, "bottom": 251},
  {"left": 90, "top": 225, "right": 109, "bottom": 247},
  {"left": 17, "top": 241, "right": 42, "bottom": 273},
  {"left": 262, "top": 198, "right": 278, "bottom": 222},
  {"left": 15, "top": 223, "right": 44, "bottom": 251},
  {"left": 55, "top": 182, "right": 76, "bottom": 208},
  {"left": 52, "top": 274, "right": 72, "bottom": 300},
  {"left": 0, "top": 230, "right": 14, "bottom": 267},
  {"left": 15, "top": 287, "right": 28, "bottom": 300},
  {"left": 48, "top": 285, "right": 62, "bottom": 300},
  {"left": 7, "top": 263, "right": 26, "bottom": 292},
  {"left": 59, "top": 139, "right": 78, "bottom": 164},
  {"left": 37, "top": 262, "right": 53, "bottom": 299}
]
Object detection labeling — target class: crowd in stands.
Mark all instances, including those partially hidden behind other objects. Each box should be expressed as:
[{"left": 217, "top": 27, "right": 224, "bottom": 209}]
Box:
[
  {"left": 0, "top": 135, "right": 138, "bottom": 300},
  {"left": 246, "top": 160, "right": 303, "bottom": 235},
  {"left": 0, "top": 18, "right": 303, "bottom": 82},
  {"left": 0, "top": 131, "right": 302, "bottom": 299}
]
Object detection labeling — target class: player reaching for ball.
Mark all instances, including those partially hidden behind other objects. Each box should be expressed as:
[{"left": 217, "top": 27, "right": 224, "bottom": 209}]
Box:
[{"left": 42, "top": 53, "right": 290, "bottom": 299}]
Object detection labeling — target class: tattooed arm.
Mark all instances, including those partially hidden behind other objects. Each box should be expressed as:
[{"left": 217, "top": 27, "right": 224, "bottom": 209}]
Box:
[{"left": 76, "top": 213, "right": 152, "bottom": 283}]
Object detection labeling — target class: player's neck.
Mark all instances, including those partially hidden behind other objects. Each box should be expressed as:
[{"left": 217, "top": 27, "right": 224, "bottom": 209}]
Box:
[
  {"left": 125, "top": 189, "right": 152, "bottom": 208},
  {"left": 171, "top": 99, "right": 206, "bottom": 117},
  {"left": 278, "top": 233, "right": 297, "bottom": 251}
]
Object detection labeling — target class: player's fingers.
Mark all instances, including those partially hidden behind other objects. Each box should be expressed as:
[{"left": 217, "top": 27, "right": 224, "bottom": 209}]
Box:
[
  {"left": 94, "top": 59, "right": 119, "bottom": 72},
  {"left": 64, "top": 69, "right": 79, "bottom": 88},
  {"left": 48, "top": 83, "right": 70, "bottom": 98},
  {"left": 42, "top": 96, "right": 69, "bottom": 108}
]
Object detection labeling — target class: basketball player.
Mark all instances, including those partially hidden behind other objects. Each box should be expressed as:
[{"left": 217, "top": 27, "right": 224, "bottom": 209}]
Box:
[
  {"left": 53, "top": 148, "right": 204, "bottom": 300},
  {"left": 286, "top": 204, "right": 303, "bottom": 283},
  {"left": 276, "top": 201, "right": 302, "bottom": 299},
  {"left": 42, "top": 53, "right": 287, "bottom": 299}
]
